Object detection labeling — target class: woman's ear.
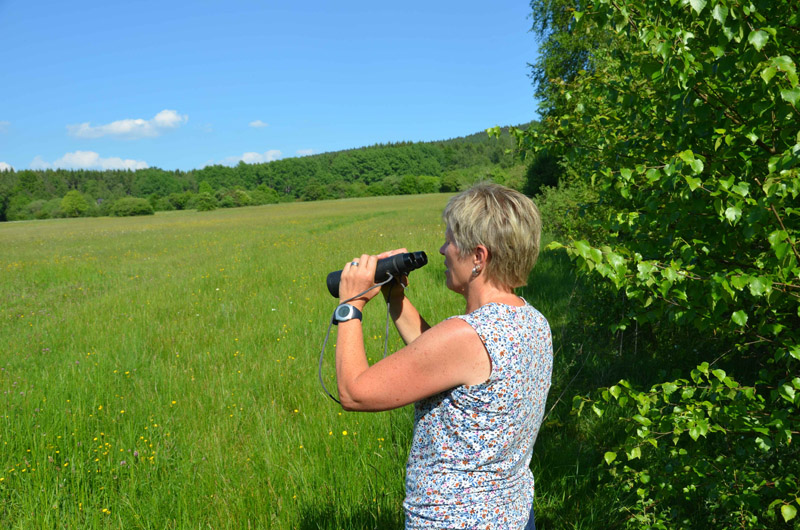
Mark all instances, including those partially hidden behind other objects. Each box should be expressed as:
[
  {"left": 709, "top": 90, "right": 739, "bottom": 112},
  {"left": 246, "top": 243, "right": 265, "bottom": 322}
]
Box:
[{"left": 474, "top": 245, "right": 490, "bottom": 267}]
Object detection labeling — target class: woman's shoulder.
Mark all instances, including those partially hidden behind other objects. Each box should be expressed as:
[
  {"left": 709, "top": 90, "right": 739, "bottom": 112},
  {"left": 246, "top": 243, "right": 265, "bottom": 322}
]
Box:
[
  {"left": 467, "top": 298, "right": 545, "bottom": 318},
  {"left": 452, "top": 300, "right": 550, "bottom": 334}
]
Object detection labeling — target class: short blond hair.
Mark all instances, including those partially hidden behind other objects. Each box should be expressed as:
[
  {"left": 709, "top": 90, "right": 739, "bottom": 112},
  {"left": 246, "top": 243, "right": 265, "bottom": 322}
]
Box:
[{"left": 442, "top": 182, "right": 541, "bottom": 288}]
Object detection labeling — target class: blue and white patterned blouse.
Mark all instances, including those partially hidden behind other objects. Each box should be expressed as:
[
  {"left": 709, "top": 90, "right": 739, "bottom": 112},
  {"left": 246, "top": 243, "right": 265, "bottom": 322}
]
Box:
[{"left": 404, "top": 301, "right": 553, "bottom": 529}]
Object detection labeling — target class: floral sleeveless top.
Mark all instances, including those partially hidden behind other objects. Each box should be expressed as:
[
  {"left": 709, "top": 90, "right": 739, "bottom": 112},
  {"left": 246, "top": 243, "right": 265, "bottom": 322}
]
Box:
[{"left": 403, "top": 301, "right": 553, "bottom": 529}]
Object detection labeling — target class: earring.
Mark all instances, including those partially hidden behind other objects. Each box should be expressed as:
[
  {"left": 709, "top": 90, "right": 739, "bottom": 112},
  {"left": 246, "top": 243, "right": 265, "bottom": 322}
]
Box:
[{"left": 472, "top": 265, "right": 481, "bottom": 276}]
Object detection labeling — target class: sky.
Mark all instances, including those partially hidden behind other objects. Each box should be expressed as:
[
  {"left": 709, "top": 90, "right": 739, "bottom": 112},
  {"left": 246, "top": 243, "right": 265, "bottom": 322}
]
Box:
[{"left": 0, "top": 0, "right": 539, "bottom": 172}]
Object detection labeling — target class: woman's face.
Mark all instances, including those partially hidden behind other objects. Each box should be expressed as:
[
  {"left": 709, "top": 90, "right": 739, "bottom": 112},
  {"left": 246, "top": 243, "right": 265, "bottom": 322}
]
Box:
[{"left": 439, "top": 227, "right": 472, "bottom": 293}]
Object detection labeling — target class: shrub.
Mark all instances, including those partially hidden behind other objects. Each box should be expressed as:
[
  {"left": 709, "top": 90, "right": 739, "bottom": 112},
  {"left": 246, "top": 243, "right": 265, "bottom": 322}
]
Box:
[
  {"left": 111, "top": 197, "right": 155, "bottom": 217},
  {"left": 154, "top": 197, "right": 174, "bottom": 211},
  {"left": 231, "top": 189, "right": 252, "bottom": 207},
  {"left": 250, "top": 186, "right": 280, "bottom": 205},
  {"left": 440, "top": 173, "right": 462, "bottom": 192},
  {"left": 194, "top": 192, "right": 217, "bottom": 211},
  {"left": 523, "top": 152, "right": 561, "bottom": 197},
  {"left": 416, "top": 175, "right": 442, "bottom": 194},
  {"left": 61, "top": 190, "right": 89, "bottom": 218},
  {"left": 168, "top": 192, "right": 190, "bottom": 210}
]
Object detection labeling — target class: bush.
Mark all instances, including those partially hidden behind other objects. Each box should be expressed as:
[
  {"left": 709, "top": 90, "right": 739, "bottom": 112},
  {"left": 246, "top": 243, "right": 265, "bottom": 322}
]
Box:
[
  {"left": 365, "top": 181, "right": 389, "bottom": 196},
  {"left": 440, "top": 173, "right": 463, "bottom": 192},
  {"left": 231, "top": 189, "right": 252, "bottom": 207},
  {"left": 61, "top": 190, "right": 89, "bottom": 218},
  {"left": 111, "top": 197, "right": 155, "bottom": 217},
  {"left": 535, "top": 180, "right": 607, "bottom": 243},
  {"left": 168, "top": 192, "right": 191, "bottom": 210},
  {"left": 194, "top": 192, "right": 217, "bottom": 211},
  {"left": 523, "top": 152, "right": 561, "bottom": 196},
  {"left": 301, "top": 183, "right": 329, "bottom": 201},
  {"left": 416, "top": 175, "right": 442, "bottom": 194},
  {"left": 250, "top": 186, "right": 280, "bottom": 205},
  {"left": 154, "top": 197, "right": 174, "bottom": 211}
]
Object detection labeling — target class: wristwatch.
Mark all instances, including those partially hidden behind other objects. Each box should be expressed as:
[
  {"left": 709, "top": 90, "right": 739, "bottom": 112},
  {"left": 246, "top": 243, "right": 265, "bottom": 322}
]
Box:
[{"left": 332, "top": 303, "right": 363, "bottom": 325}]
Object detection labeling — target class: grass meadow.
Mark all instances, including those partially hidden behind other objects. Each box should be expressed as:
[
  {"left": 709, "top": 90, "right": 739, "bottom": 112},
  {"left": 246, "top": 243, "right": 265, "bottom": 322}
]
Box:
[{"left": 0, "top": 194, "right": 583, "bottom": 529}]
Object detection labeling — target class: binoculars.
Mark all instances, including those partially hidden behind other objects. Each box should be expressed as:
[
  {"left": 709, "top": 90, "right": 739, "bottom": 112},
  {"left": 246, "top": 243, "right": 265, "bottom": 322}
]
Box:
[{"left": 326, "top": 251, "right": 428, "bottom": 298}]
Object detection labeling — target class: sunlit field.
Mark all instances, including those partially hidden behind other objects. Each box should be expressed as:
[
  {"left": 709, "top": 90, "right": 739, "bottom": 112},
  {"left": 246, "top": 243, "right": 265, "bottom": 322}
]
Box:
[{"left": 0, "top": 195, "right": 573, "bottom": 529}]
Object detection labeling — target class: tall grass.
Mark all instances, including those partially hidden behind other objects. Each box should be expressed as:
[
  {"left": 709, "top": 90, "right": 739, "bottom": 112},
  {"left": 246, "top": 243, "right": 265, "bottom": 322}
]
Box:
[{"left": 1, "top": 195, "right": 580, "bottom": 529}]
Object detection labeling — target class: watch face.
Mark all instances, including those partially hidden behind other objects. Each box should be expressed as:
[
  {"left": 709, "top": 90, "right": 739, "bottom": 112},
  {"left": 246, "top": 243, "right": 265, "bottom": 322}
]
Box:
[{"left": 335, "top": 305, "right": 352, "bottom": 321}]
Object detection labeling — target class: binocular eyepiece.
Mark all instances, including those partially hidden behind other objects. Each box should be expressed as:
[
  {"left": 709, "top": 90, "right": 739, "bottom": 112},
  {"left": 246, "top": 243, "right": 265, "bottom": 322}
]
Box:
[{"left": 326, "top": 251, "right": 428, "bottom": 298}]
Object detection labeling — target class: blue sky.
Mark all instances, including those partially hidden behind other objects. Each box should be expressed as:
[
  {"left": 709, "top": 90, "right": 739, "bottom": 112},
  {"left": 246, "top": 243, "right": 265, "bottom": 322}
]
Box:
[{"left": 0, "top": 0, "right": 539, "bottom": 172}]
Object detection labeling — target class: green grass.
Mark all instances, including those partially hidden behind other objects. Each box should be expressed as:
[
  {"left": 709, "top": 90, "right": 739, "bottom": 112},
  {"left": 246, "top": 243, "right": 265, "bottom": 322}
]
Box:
[{"left": 0, "top": 195, "right": 585, "bottom": 529}]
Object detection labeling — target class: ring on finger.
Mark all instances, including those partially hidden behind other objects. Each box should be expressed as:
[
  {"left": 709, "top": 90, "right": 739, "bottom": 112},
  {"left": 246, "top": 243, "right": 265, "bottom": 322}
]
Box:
[{"left": 350, "top": 261, "right": 359, "bottom": 267}]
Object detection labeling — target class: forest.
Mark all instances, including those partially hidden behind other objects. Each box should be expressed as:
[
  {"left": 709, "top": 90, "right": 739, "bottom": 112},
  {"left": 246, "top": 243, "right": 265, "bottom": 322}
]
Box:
[{"left": 0, "top": 127, "right": 527, "bottom": 222}]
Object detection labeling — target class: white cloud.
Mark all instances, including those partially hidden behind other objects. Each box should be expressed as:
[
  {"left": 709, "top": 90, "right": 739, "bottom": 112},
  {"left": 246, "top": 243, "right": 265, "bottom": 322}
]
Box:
[
  {"left": 67, "top": 109, "right": 188, "bottom": 139},
  {"left": 218, "top": 150, "right": 282, "bottom": 166},
  {"left": 30, "top": 156, "right": 51, "bottom": 170},
  {"left": 0, "top": 121, "right": 9, "bottom": 133},
  {"left": 0, "top": 161, "right": 13, "bottom": 171},
  {"left": 249, "top": 120, "right": 269, "bottom": 128},
  {"left": 296, "top": 149, "right": 314, "bottom": 156},
  {"left": 30, "top": 151, "right": 149, "bottom": 170}
]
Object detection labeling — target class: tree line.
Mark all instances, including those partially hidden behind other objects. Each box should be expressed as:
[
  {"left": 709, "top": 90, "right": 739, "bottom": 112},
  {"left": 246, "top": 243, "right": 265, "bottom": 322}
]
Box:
[{"left": 0, "top": 128, "right": 526, "bottom": 221}]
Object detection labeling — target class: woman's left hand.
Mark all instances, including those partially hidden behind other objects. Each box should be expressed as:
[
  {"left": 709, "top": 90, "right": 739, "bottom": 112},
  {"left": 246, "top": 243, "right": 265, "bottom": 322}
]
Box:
[{"left": 338, "top": 254, "right": 382, "bottom": 308}]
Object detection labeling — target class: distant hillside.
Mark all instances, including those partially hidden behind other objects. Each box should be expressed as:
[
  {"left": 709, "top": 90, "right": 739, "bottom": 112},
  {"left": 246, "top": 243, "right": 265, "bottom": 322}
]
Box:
[{"left": 0, "top": 123, "right": 533, "bottom": 221}]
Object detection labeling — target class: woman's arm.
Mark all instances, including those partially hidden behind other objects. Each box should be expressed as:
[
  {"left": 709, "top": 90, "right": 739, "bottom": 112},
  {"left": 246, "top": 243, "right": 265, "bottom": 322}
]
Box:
[
  {"left": 383, "top": 283, "right": 430, "bottom": 345},
  {"left": 377, "top": 249, "right": 430, "bottom": 345},
  {"left": 335, "top": 317, "right": 490, "bottom": 411},
  {"left": 335, "top": 253, "right": 489, "bottom": 412}
]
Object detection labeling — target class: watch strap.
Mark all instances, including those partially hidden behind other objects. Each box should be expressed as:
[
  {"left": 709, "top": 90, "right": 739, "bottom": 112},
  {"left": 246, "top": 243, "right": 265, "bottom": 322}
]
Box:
[{"left": 332, "top": 303, "right": 363, "bottom": 325}]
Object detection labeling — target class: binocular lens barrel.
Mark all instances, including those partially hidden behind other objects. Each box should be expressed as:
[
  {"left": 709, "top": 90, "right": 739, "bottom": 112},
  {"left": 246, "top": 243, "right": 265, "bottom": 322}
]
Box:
[{"left": 326, "top": 251, "right": 428, "bottom": 298}]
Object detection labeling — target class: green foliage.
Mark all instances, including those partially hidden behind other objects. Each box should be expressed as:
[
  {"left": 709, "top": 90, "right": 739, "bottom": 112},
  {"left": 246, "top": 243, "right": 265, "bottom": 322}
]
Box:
[
  {"left": 529, "top": 0, "right": 609, "bottom": 113},
  {"left": 61, "top": 190, "right": 89, "bottom": 218},
  {"left": 250, "top": 185, "right": 280, "bottom": 205},
  {"left": 535, "top": 179, "right": 605, "bottom": 242},
  {"left": 524, "top": 0, "right": 800, "bottom": 526},
  {"left": 194, "top": 192, "right": 218, "bottom": 212},
  {"left": 167, "top": 191, "right": 191, "bottom": 210},
  {"left": 416, "top": 175, "right": 442, "bottom": 194},
  {"left": 231, "top": 189, "right": 252, "bottom": 207},
  {"left": 154, "top": 197, "right": 175, "bottom": 211},
  {"left": 301, "top": 183, "right": 330, "bottom": 202},
  {"left": 110, "top": 197, "right": 154, "bottom": 217},
  {"left": 198, "top": 180, "right": 214, "bottom": 195},
  {"left": 523, "top": 151, "right": 562, "bottom": 196}
]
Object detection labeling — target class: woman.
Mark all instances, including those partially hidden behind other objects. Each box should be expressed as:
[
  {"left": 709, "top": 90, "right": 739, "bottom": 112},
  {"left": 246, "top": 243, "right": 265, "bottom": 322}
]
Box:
[{"left": 335, "top": 182, "right": 552, "bottom": 529}]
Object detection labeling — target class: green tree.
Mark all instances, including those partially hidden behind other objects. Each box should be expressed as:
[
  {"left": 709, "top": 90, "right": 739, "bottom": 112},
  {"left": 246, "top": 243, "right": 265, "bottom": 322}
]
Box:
[
  {"left": 231, "top": 189, "right": 252, "bottom": 207},
  {"left": 61, "top": 190, "right": 89, "bottom": 218},
  {"left": 168, "top": 192, "right": 190, "bottom": 210},
  {"left": 519, "top": 0, "right": 800, "bottom": 527},
  {"left": 251, "top": 184, "right": 280, "bottom": 205},
  {"left": 398, "top": 175, "right": 419, "bottom": 195},
  {"left": 416, "top": 175, "right": 441, "bottom": 194},
  {"left": 195, "top": 192, "right": 217, "bottom": 212},
  {"left": 522, "top": 151, "right": 561, "bottom": 196},
  {"left": 198, "top": 180, "right": 214, "bottom": 195},
  {"left": 301, "top": 182, "right": 329, "bottom": 202}
]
